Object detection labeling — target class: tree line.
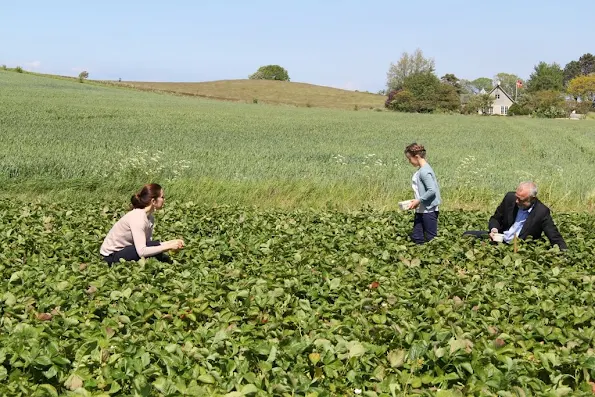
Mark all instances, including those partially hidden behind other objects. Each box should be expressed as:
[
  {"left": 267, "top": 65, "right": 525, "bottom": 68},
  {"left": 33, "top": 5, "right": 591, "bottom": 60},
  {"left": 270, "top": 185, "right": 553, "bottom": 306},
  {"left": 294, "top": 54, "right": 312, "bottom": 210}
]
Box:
[{"left": 383, "top": 49, "right": 595, "bottom": 118}]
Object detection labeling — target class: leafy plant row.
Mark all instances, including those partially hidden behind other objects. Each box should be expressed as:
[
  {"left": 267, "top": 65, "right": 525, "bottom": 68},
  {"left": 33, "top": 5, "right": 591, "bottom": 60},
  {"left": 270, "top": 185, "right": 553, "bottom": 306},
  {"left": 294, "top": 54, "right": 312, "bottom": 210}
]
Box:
[{"left": 1, "top": 199, "right": 594, "bottom": 396}]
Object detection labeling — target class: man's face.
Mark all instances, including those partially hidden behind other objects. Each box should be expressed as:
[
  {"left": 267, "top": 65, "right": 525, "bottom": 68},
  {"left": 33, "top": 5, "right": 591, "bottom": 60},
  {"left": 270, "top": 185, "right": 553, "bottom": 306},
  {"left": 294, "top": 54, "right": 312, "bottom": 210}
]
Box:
[{"left": 515, "top": 187, "right": 534, "bottom": 209}]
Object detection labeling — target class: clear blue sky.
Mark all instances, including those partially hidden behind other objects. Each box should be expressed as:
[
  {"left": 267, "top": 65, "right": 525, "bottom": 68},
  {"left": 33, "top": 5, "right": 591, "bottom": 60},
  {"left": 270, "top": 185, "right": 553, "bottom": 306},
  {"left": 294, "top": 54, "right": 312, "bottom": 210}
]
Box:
[{"left": 2, "top": 0, "right": 592, "bottom": 92}]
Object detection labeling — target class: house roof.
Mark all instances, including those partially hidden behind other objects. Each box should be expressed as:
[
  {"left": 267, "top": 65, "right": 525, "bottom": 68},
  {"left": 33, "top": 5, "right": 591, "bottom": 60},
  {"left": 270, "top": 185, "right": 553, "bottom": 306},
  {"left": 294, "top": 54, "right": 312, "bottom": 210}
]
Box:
[{"left": 487, "top": 84, "right": 515, "bottom": 103}]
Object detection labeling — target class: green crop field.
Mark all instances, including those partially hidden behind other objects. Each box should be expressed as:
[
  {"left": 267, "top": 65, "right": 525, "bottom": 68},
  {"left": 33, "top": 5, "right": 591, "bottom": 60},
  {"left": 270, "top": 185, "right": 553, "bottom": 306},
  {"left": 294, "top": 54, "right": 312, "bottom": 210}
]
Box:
[
  {"left": 2, "top": 70, "right": 595, "bottom": 396},
  {"left": 1, "top": 70, "right": 594, "bottom": 211},
  {"left": 1, "top": 200, "right": 595, "bottom": 396}
]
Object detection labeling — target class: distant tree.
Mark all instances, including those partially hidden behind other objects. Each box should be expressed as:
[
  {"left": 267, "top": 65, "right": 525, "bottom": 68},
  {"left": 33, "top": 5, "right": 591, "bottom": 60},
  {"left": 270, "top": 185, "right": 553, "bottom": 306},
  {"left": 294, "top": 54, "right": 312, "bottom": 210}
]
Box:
[
  {"left": 563, "top": 53, "right": 595, "bottom": 86},
  {"left": 440, "top": 73, "right": 462, "bottom": 94},
  {"left": 386, "top": 48, "right": 435, "bottom": 91},
  {"left": 15, "top": 66, "right": 23, "bottom": 73},
  {"left": 563, "top": 60, "right": 581, "bottom": 86},
  {"left": 78, "top": 71, "right": 89, "bottom": 82},
  {"left": 493, "top": 73, "right": 523, "bottom": 98},
  {"left": 402, "top": 72, "right": 440, "bottom": 112},
  {"left": 520, "top": 90, "right": 566, "bottom": 118},
  {"left": 461, "top": 93, "right": 494, "bottom": 115},
  {"left": 567, "top": 75, "right": 595, "bottom": 102},
  {"left": 386, "top": 72, "right": 459, "bottom": 113},
  {"left": 470, "top": 77, "right": 493, "bottom": 93},
  {"left": 249, "top": 65, "right": 290, "bottom": 81},
  {"left": 578, "top": 53, "right": 595, "bottom": 75},
  {"left": 436, "top": 82, "right": 461, "bottom": 111},
  {"left": 526, "top": 62, "right": 564, "bottom": 93}
]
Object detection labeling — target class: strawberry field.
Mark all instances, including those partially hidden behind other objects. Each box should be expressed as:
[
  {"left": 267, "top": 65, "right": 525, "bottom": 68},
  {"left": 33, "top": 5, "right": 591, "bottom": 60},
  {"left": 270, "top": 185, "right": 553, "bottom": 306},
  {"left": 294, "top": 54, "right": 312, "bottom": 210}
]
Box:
[{"left": 1, "top": 199, "right": 595, "bottom": 396}]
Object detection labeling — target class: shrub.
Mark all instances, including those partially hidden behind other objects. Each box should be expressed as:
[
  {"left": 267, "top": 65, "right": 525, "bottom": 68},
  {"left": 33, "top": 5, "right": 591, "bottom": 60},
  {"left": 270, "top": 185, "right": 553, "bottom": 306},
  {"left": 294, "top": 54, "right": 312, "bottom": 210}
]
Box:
[
  {"left": 508, "top": 103, "right": 531, "bottom": 116},
  {"left": 535, "top": 105, "right": 567, "bottom": 119},
  {"left": 249, "top": 65, "right": 290, "bottom": 81},
  {"left": 15, "top": 66, "right": 23, "bottom": 73},
  {"left": 565, "top": 100, "right": 593, "bottom": 116},
  {"left": 1, "top": 65, "right": 6, "bottom": 70},
  {"left": 517, "top": 90, "right": 566, "bottom": 118},
  {"left": 78, "top": 71, "right": 89, "bottom": 83},
  {"left": 253, "top": 98, "right": 258, "bottom": 104}
]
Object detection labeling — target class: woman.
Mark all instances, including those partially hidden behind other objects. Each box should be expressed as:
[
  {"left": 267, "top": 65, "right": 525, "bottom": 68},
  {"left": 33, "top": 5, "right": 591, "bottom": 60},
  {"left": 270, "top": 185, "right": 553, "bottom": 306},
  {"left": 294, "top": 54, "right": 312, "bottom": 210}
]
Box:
[
  {"left": 404, "top": 143, "right": 441, "bottom": 244},
  {"left": 100, "top": 183, "right": 184, "bottom": 264}
]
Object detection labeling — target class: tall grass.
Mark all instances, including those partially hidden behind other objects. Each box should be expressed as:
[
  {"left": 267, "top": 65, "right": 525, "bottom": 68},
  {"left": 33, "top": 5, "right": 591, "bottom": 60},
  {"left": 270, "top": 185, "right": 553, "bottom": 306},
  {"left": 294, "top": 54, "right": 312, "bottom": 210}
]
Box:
[{"left": 1, "top": 71, "right": 595, "bottom": 211}]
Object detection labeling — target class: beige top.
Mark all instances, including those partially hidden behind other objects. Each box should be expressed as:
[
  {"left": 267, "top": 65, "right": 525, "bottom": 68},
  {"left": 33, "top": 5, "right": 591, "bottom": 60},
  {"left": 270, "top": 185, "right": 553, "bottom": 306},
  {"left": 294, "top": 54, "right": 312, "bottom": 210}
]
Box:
[{"left": 100, "top": 208, "right": 164, "bottom": 257}]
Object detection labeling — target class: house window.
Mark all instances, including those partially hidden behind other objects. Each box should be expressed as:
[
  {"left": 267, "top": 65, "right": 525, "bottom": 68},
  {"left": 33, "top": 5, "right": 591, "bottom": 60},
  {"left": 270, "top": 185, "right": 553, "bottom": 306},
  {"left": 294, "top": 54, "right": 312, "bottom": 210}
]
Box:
[
  {"left": 501, "top": 106, "right": 508, "bottom": 115},
  {"left": 495, "top": 94, "right": 500, "bottom": 99},
  {"left": 488, "top": 107, "right": 493, "bottom": 114}
]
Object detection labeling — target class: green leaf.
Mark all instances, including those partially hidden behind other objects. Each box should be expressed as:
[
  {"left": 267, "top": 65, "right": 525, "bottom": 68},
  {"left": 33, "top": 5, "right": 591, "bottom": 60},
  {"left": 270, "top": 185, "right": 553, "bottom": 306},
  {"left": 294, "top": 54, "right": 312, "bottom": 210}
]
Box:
[
  {"left": 347, "top": 341, "right": 366, "bottom": 358},
  {"left": 2, "top": 292, "right": 16, "bottom": 306},
  {"left": 240, "top": 384, "right": 258, "bottom": 395},
  {"left": 387, "top": 349, "right": 406, "bottom": 368},
  {"left": 328, "top": 278, "right": 341, "bottom": 290},
  {"left": 36, "top": 384, "right": 59, "bottom": 397},
  {"left": 197, "top": 374, "right": 216, "bottom": 384},
  {"left": 153, "top": 377, "right": 177, "bottom": 395}
]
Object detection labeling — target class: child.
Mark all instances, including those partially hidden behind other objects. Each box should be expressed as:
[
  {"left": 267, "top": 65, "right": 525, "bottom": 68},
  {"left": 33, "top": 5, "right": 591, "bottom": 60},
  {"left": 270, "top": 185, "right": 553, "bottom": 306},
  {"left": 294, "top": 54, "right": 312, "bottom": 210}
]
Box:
[{"left": 404, "top": 143, "right": 441, "bottom": 244}]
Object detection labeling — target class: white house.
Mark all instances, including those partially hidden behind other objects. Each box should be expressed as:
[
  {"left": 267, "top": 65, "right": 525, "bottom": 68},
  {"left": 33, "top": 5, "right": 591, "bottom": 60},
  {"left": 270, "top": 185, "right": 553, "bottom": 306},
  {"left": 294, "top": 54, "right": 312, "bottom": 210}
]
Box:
[{"left": 479, "top": 83, "right": 515, "bottom": 115}]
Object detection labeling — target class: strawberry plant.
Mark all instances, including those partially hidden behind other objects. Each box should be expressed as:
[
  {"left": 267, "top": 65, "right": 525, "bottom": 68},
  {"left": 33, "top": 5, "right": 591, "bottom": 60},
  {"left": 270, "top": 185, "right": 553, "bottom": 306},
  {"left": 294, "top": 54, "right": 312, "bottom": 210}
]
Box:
[{"left": 1, "top": 199, "right": 594, "bottom": 396}]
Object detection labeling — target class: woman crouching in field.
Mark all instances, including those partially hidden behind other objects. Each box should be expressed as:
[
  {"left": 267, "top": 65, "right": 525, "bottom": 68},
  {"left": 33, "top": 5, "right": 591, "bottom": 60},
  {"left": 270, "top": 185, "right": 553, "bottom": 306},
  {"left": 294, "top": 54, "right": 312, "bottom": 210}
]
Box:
[
  {"left": 100, "top": 183, "right": 184, "bottom": 264},
  {"left": 404, "top": 143, "right": 442, "bottom": 244}
]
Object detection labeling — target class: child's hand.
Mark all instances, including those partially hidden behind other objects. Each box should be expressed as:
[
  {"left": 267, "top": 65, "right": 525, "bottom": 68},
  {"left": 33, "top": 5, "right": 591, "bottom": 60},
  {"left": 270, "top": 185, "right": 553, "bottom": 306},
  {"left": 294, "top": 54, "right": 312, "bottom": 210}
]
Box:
[{"left": 408, "top": 199, "right": 420, "bottom": 210}]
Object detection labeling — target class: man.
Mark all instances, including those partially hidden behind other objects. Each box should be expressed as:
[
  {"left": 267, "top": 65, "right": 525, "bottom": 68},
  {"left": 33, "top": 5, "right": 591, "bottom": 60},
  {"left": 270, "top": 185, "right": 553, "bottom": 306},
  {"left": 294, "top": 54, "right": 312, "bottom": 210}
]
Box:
[{"left": 464, "top": 181, "right": 567, "bottom": 250}]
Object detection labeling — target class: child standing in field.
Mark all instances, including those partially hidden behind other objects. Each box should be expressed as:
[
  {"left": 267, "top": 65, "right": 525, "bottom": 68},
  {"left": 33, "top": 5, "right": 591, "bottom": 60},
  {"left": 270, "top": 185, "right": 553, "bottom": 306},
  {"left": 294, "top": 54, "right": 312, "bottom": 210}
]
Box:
[
  {"left": 100, "top": 183, "right": 185, "bottom": 264},
  {"left": 404, "top": 143, "right": 441, "bottom": 244}
]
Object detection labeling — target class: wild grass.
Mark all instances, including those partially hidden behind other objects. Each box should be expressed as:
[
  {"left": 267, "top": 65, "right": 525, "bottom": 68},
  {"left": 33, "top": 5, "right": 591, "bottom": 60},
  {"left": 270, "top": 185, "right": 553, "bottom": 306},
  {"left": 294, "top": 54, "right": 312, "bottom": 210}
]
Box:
[
  {"left": 1, "top": 70, "right": 595, "bottom": 212},
  {"left": 101, "top": 79, "right": 386, "bottom": 110}
]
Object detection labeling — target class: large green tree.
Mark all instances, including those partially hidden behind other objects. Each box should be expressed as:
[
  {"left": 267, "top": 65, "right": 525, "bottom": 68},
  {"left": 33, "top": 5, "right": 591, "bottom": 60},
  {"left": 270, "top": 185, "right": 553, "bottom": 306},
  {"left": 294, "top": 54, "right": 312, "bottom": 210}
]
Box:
[
  {"left": 386, "top": 48, "right": 435, "bottom": 91},
  {"left": 567, "top": 75, "right": 595, "bottom": 101},
  {"left": 386, "top": 72, "right": 459, "bottom": 113},
  {"left": 563, "top": 53, "right": 595, "bottom": 86},
  {"left": 440, "top": 73, "right": 463, "bottom": 94},
  {"left": 526, "top": 62, "right": 564, "bottom": 93},
  {"left": 469, "top": 77, "right": 493, "bottom": 93},
  {"left": 249, "top": 65, "right": 290, "bottom": 81},
  {"left": 563, "top": 61, "right": 581, "bottom": 87}
]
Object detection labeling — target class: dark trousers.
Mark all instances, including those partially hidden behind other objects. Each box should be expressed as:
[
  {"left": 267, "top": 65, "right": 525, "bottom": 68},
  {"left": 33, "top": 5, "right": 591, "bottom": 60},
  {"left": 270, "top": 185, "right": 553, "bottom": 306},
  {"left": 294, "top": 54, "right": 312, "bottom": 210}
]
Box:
[
  {"left": 411, "top": 211, "right": 439, "bottom": 244},
  {"left": 102, "top": 240, "right": 172, "bottom": 265}
]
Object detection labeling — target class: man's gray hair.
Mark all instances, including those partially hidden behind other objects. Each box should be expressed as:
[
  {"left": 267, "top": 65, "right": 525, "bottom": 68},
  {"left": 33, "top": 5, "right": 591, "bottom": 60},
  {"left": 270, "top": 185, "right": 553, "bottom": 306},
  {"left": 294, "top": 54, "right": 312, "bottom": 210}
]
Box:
[{"left": 518, "top": 181, "right": 538, "bottom": 197}]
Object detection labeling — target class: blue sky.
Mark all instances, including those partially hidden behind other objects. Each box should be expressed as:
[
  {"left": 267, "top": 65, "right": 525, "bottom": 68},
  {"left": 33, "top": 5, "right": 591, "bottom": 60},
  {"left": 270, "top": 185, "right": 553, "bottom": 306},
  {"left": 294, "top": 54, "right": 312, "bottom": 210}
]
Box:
[{"left": 2, "top": 0, "right": 592, "bottom": 92}]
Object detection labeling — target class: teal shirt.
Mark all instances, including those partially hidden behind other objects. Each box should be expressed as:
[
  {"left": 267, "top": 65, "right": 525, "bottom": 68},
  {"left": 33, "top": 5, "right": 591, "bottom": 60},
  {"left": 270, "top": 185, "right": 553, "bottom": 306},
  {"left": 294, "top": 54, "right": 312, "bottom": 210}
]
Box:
[{"left": 412, "top": 163, "right": 441, "bottom": 212}]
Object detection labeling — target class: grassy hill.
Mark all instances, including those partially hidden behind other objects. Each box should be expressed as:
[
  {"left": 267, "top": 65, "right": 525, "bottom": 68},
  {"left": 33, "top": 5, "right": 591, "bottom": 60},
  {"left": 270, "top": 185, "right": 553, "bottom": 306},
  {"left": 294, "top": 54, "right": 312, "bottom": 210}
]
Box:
[
  {"left": 1, "top": 69, "right": 595, "bottom": 210},
  {"left": 109, "top": 79, "right": 386, "bottom": 110}
]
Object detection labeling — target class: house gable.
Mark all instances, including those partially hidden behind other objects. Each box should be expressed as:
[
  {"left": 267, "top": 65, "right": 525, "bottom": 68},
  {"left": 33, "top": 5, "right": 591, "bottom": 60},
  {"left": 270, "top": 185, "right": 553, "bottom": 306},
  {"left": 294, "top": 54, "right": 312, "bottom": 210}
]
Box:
[{"left": 487, "top": 84, "right": 515, "bottom": 103}]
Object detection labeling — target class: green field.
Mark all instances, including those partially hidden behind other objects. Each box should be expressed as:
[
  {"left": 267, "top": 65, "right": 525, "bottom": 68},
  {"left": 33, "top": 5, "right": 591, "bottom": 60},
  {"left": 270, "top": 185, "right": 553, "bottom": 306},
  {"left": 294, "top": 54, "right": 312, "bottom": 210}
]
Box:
[
  {"left": 2, "top": 70, "right": 595, "bottom": 396},
  {"left": 1, "top": 70, "right": 594, "bottom": 211},
  {"left": 2, "top": 200, "right": 595, "bottom": 396}
]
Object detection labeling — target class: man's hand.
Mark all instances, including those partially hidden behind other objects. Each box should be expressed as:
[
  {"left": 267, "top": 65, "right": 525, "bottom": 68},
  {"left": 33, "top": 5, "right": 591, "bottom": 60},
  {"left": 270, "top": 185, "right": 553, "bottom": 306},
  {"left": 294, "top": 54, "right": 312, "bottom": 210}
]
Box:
[
  {"left": 488, "top": 228, "right": 498, "bottom": 241},
  {"left": 407, "top": 199, "right": 420, "bottom": 210}
]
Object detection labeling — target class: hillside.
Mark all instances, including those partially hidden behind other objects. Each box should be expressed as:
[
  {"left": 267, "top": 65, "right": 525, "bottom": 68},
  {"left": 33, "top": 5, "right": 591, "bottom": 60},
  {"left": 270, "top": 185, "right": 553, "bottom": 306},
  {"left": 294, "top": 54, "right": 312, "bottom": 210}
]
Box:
[
  {"left": 2, "top": 70, "right": 595, "bottom": 211},
  {"left": 110, "top": 79, "right": 386, "bottom": 110}
]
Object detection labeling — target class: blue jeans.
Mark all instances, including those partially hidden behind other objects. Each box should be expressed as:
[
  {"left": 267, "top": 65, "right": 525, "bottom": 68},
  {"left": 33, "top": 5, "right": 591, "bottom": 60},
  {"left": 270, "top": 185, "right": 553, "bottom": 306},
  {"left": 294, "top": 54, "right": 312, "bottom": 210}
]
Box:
[{"left": 411, "top": 211, "right": 439, "bottom": 244}]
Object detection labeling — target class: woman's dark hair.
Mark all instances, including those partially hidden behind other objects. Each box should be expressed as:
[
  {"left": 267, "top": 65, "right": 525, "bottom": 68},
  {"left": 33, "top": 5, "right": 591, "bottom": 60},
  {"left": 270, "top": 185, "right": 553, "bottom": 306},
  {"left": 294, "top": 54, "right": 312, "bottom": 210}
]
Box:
[
  {"left": 131, "top": 183, "right": 162, "bottom": 209},
  {"left": 404, "top": 142, "right": 426, "bottom": 158}
]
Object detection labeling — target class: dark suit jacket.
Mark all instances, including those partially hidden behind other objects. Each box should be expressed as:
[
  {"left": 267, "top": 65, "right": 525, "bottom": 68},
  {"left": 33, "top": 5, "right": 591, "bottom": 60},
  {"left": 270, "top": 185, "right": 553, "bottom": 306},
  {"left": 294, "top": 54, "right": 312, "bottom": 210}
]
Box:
[{"left": 488, "top": 192, "right": 567, "bottom": 250}]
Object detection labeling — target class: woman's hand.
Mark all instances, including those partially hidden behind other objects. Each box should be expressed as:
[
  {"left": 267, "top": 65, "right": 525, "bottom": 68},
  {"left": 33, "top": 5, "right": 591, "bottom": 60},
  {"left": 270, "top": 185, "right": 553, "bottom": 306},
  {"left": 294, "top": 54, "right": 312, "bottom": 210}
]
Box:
[
  {"left": 164, "top": 239, "right": 185, "bottom": 251},
  {"left": 407, "top": 199, "right": 420, "bottom": 210}
]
